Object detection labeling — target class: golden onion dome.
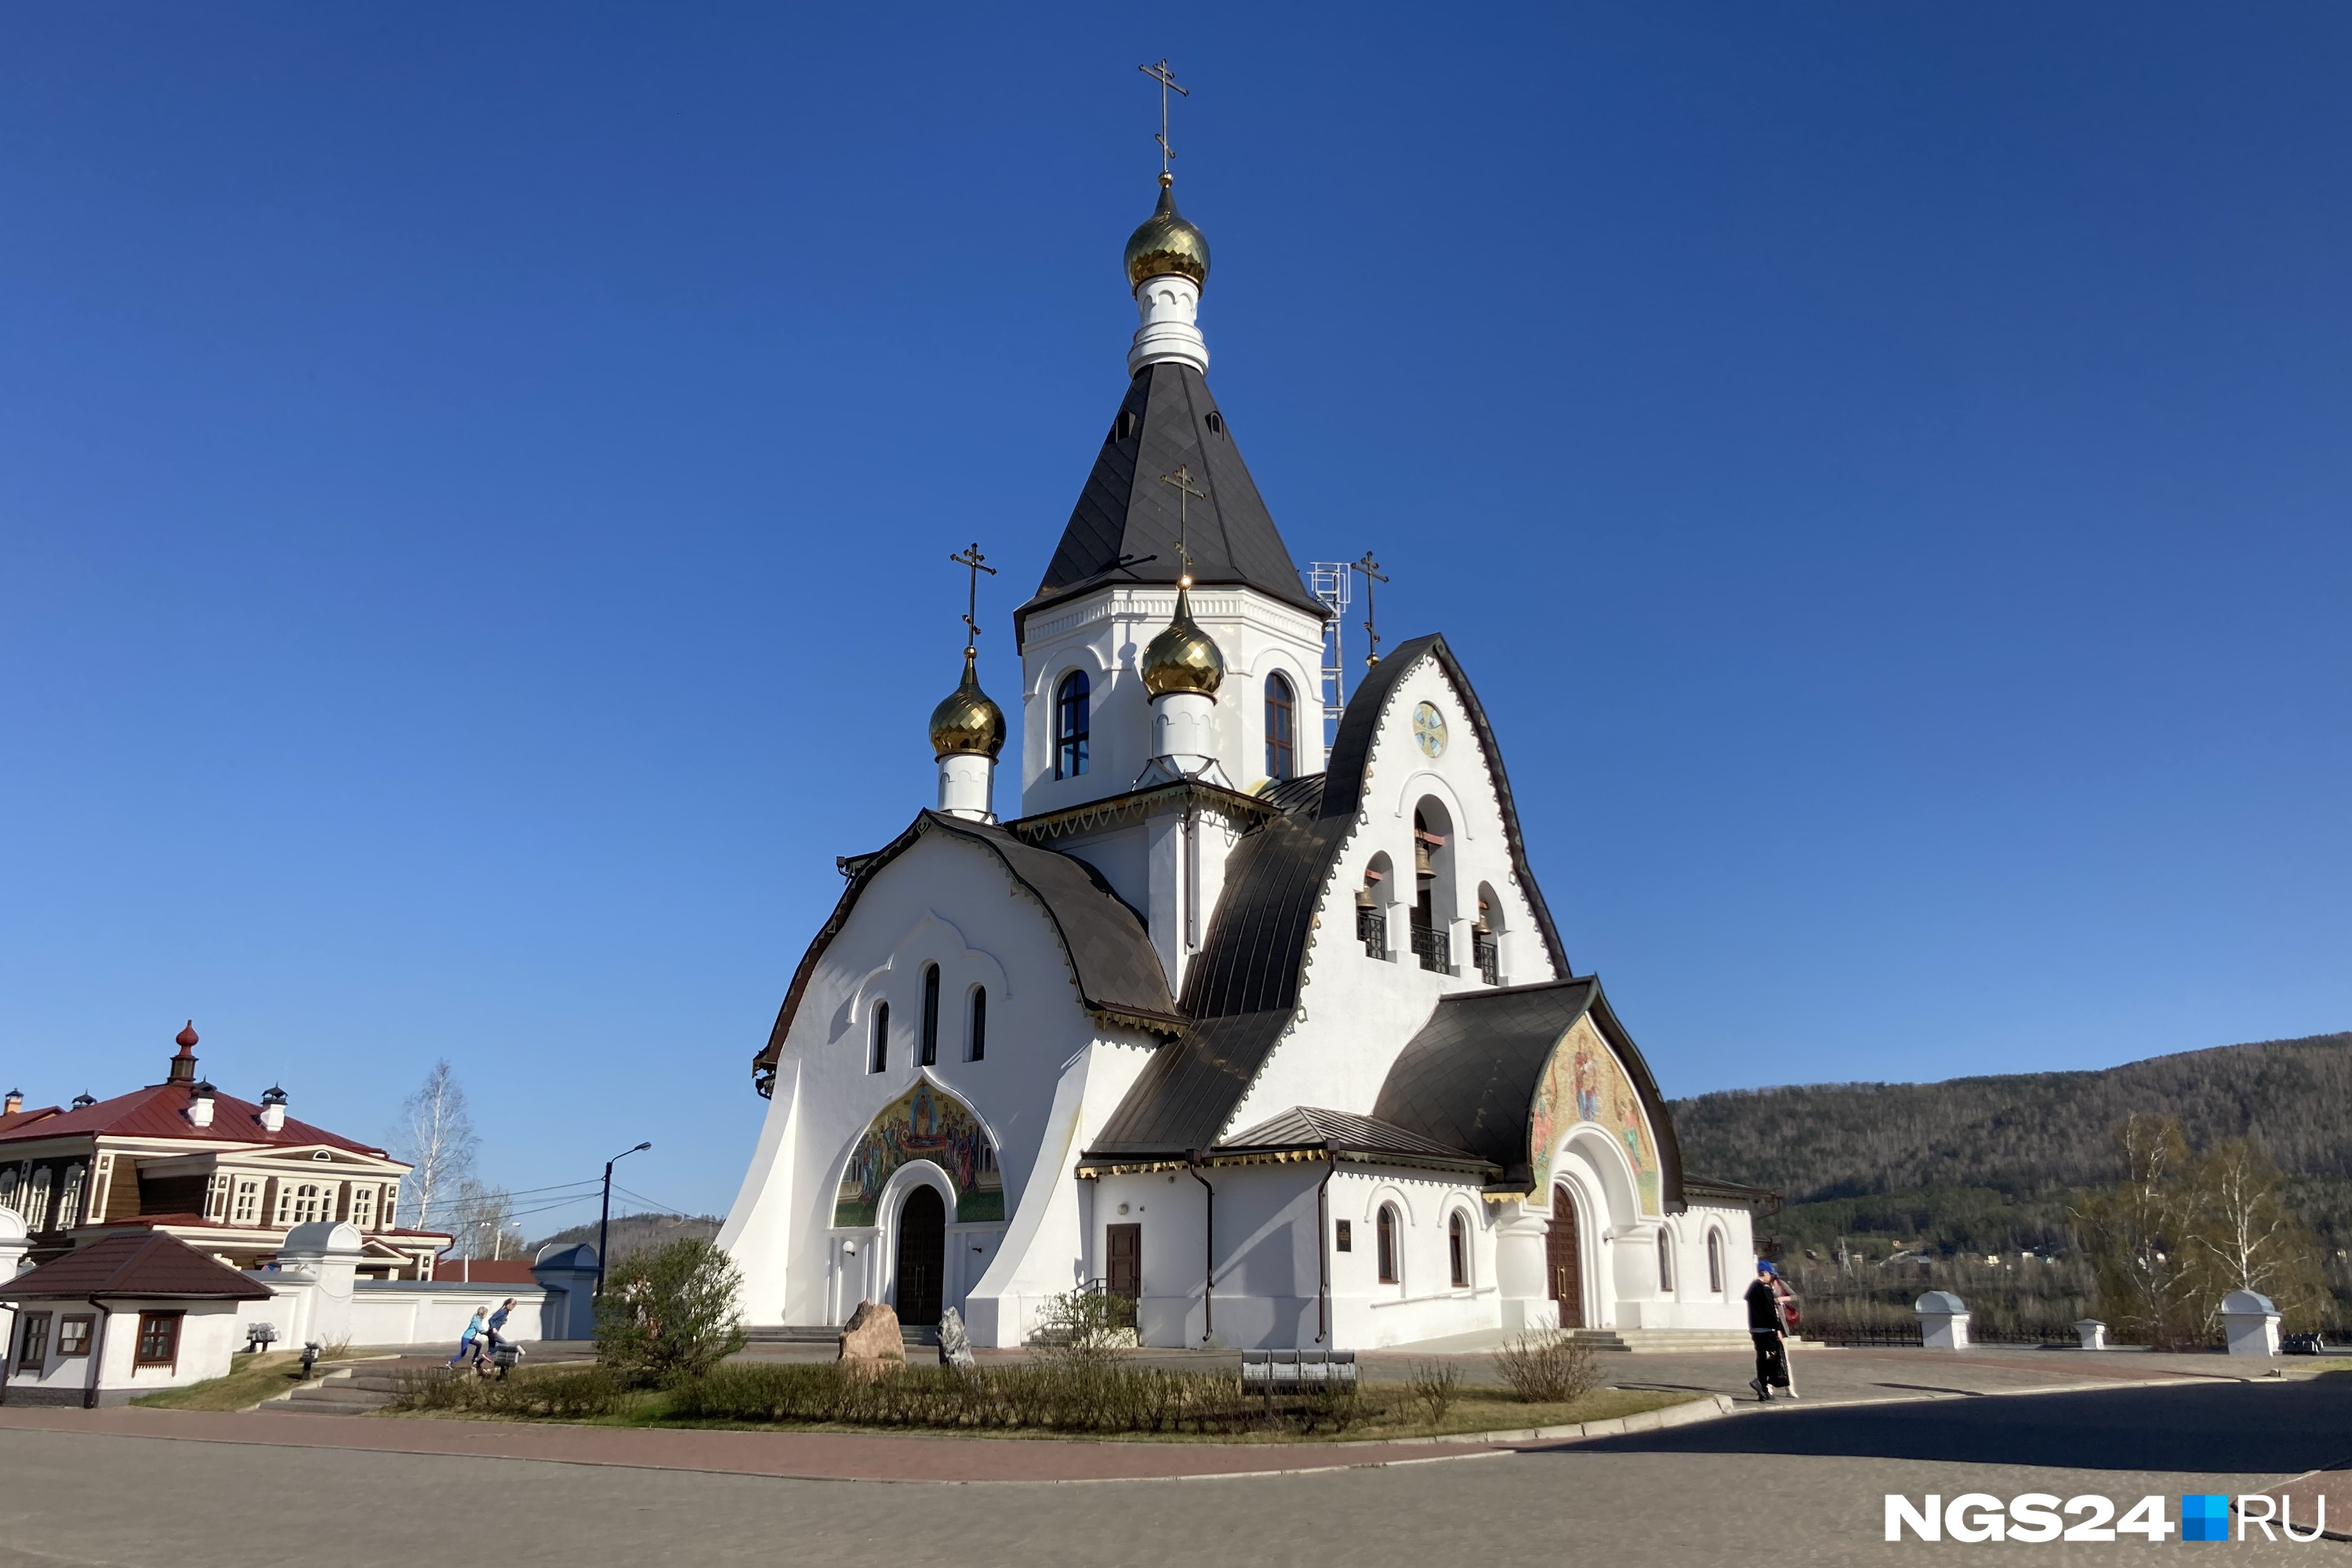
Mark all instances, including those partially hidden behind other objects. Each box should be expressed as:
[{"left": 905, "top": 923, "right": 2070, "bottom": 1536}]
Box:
[
  {"left": 1141, "top": 584, "right": 1225, "bottom": 698},
  {"left": 1123, "top": 173, "right": 1211, "bottom": 292},
  {"left": 929, "top": 648, "right": 1006, "bottom": 760}
]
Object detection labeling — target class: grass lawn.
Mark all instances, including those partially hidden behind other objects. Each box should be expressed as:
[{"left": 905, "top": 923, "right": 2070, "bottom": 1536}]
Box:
[
  {"left": 391, "top": 1379, "right": 1708, "bottom": 1443},
  {"left": 130, "top": 1352, "right": 315, "bottom": 1411}
]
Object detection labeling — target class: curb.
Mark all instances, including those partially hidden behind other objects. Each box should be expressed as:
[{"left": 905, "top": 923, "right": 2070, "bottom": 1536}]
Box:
[{"left": 1374, "top": 1392, "right": 1737, "bottom": 1448}]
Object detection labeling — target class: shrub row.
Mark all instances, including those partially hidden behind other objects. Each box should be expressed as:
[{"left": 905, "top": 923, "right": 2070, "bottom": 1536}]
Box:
[
  {"left": 667, "top": 1360, "right": 1362, "bottom": 1435},
  {"left": 391, "top": 1366, "right": 633, "bottom": 1418}
]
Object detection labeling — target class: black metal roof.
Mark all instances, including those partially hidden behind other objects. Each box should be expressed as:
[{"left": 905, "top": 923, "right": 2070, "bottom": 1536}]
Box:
[
  {"left": 1015, "top": 363, "right": 1328, "bottom": 642},
  {"left": 1220, "top": 1105, "right": 1494, "bottom": 1169},
  {"left": 1370, "top": 978, "right": 1688, "bottom": 1208},
  {"left": 1082, "top": 634, "right": 1572, "bottom": 1157},
  {"left": 750, "top": 811, "right": 1181, "bottom": 1094}
]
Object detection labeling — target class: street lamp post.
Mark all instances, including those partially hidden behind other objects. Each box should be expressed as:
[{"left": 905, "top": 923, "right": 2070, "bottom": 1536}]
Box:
[{"left": 596, "top": 1142, "right": 653, "bottom": 1297}]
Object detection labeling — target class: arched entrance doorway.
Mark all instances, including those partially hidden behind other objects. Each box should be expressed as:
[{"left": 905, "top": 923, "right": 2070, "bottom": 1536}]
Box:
[
  {"left": 895, "top": 1185, "right": 946, "bottom": 1326},
  {"left": 1548, "top": 1185, "right": 1583, "bottom": 1328}
]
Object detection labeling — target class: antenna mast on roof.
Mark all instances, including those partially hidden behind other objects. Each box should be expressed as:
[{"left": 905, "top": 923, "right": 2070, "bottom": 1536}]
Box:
[{"left": 1305, "top": 561, "right": 1352, "bottom": 745}]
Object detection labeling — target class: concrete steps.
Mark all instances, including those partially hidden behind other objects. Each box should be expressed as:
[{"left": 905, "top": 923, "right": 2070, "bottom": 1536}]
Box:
[
  {"left": 257, "top": 1364, "right": 420, "bottom": 1416},
  {"left": 1564, "top": 1329, "right": 1760, "bottom": 1354},
  {"left": 745, "top": 1324, "right": 941, "bottom": 1348}
]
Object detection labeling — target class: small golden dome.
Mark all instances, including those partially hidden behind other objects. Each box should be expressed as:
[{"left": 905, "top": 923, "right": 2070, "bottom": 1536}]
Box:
[
  {"left": 929, "top": 648, "right": 1006, "bottom": 760},
  {"left": 1141, "top": 584, "right": 1225, "bottom": 698},
  {"left": 1123, "top": 173, "right": 1210, "bottom": 292}
]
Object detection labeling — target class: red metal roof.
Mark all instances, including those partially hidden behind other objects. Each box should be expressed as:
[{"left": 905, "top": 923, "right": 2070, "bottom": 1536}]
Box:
[
  {"left": 0, "top": 1106, "right": 60, "bottom": 1135},
  {"left": 0, "top": 1083, "right": 385, "bottom": 1156},
  {"left": 4, "top": 1229, "right": 274, "bottom": 1301}
]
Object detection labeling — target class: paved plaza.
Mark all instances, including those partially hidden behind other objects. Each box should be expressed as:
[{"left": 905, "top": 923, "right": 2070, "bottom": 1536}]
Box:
[{"left": 1, "top": 1352, "right": 2343, "bottom": 1566}]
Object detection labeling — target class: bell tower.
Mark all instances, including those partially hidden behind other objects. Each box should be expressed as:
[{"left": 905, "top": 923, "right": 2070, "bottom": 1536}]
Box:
[{"left": 1014, "top": 122, "right": 1327, "bottom": 815}]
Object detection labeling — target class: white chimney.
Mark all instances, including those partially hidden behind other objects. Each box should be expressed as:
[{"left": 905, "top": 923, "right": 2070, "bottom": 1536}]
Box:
[
  {"left": 187, "top": 1081, "right": 216, "bottom": 1128},
  {"left": 260, "top": 1084, "right": 287, "bottom": 1133}
]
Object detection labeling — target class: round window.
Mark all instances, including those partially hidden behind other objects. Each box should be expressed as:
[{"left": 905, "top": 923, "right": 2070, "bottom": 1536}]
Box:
[{"left": 1413, "top": 702, "right": 1448, "bottom": 758}]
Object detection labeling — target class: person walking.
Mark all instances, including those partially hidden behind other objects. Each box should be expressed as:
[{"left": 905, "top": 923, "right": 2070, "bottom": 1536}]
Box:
[
  {"left": 1745, "top": 1260, "right": 1793, "bottom": 1401},
  {"left": 447, "top": 1306, "right": 488, "bottom": 1369},
  {"left": 479, "top": 1297, "right": 518, "bottom": 1371},
  {"left": 1766, "top": 1264, "right": 1802, "bottom": 1399}
]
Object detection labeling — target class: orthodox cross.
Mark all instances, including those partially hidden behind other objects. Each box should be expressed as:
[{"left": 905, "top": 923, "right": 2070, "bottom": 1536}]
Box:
[
  {"left": 1160, "top": 464, "right": 1210, "bottom": 582},
  {"left": 1138, "top": 59, "right": 1189, "bottom": 176},
  {"left": 1353, "top": 551, "right": 1389, "bottom": 666},
  {"left": 949, "top": 541, "right": 996, "bottom": 654}
]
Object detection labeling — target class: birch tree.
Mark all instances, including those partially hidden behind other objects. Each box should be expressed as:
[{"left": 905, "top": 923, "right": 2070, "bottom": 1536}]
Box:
[
  {"left": 2071, "top": 1113, "right": 2199, "bottom": 1347},
  {"left": 395, "top": 1060, "right": 478, "bottom": 1235},
  {"left": 450, "top": 1178, "right": 524, "bottom": 1260},
  {"left": 2187, "top": 1138, "right": 2325, "bottom": 1327}
]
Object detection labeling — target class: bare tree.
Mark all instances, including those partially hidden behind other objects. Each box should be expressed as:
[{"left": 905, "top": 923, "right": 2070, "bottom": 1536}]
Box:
[
  {"left": 394, "top": 1060, "right": 478, "bottom": 1236},
  {"left": 2071, "top": 1113, "right": 2199, "bottom": 1347},
  {"left": 2187, "top": 1139, "right": 2325, "bottom": 1328},
  {"left": 449, "top": 1178, "right": 524, "bottom": 1260}
]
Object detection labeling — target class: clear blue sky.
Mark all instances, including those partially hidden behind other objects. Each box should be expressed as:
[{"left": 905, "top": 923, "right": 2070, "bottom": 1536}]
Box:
[{"left": 4, "top": 5, "right": 2346, "bottom": 1229}]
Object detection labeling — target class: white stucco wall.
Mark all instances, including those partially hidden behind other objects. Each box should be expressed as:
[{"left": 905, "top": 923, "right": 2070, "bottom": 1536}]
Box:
[
  {"left": 1019, "top": 585, "right": 1328, "bottom": 816},
  {"left": 3, "top": 1298, "right": 245, "bottom": 1403},
  {"left": 718, "top": 826, "right": 1164, "bottom": 1339},
  {"left": 1222, "top": 654, "right": 1556, "bottom": 1142}
]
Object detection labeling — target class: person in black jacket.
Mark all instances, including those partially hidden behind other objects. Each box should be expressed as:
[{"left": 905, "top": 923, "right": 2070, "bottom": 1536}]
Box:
[{"left": 1744, "top": 1260, "right": 1792, "bottom": 1400}]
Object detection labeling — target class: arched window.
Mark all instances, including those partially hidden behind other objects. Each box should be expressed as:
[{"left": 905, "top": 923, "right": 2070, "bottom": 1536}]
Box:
[
  {"left": 24, "top": 1167, "right": 52, "bottom": 1231},
  {"left": 920, "top": 964, "right": 941, "bottom": 1066},
  {"left": 1707, "top": 1229, "right": 1725, "bottom": 1294},
  {"left": 1657, "top": 1228, "right": 1675, "bottom": 1294},
  {"left": 1358, "top": 855, "right": 1392, "bottom": 960},
  {"left": 1448, "top": 1210, "right": 1469, "bottom": 1288},
  {"left": 1376, "top": 1204, "right": 1400, "bottom": 1285},
  {"left": 0, "top": 1167, "right": 17, "bottom": 1209},
  {"left": 1410, "top": 800, "right": 1455, "bottom": 973},
  {"left": 56, "top": 1165, "right": 85, "bottom": 1232},
  {"left": 967, "top": 987, "right": 986, "bottom": 1062},
  {"left": 1055, "top": 671, "right": 1091, "bottom": 779},
  {"left": 1473, "top": 882, "right": 1503, "bottom": 985},
  {"left": 870, "top": 1000, "right": 890, "bottom": 1074},
  {"left": 1264, "top": 673, "right": 1295, "bottom": 781}
]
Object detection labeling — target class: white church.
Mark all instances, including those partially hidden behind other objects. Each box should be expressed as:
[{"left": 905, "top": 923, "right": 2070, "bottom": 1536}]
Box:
[{"left": 717, "top": 168, "right": 1765, "bottom": 1351}]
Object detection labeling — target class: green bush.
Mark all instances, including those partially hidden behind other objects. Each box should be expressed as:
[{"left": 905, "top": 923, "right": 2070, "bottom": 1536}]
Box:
[{"left": 594, "top": 1237, "right": 748, "bottom": 1385}]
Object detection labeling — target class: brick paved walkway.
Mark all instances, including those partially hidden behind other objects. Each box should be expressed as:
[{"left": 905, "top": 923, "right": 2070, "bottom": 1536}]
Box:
[{"left": 0, "top": 1405, "right": 1508, "bottom": 1483}]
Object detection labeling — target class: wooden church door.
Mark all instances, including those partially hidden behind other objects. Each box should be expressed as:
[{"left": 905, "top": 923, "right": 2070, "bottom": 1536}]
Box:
[
  {"left": 895, "top": 1186, "right": 946, "bottom": 1326},
  {"left": 1548, "top": 1185, "right": 1583, "bottom": 1328},
  {"left": 1105, "top": 1223, "right": 1142, "bottom": 1301}
]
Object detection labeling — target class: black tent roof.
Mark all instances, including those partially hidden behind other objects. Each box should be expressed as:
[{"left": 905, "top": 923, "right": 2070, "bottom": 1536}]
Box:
[{"left": 1015, "top": 363, "right": 1328, "bottom": 642}]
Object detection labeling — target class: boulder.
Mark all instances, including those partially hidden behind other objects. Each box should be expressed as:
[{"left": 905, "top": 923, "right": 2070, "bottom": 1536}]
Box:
[
  {"left": 937, "top": 1306, "right": 976, "bottom": 1370},
  {"left": 838, "top": 1300, "right": 906, "bottom": 1377}
]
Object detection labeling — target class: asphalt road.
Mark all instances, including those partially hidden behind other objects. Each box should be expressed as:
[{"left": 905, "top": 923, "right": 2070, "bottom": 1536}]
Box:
[{"left": 2, "top": 1379, "right": 2343, "bottom": 1567}]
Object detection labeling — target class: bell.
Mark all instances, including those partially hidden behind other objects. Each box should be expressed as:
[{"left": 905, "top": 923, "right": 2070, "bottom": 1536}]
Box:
[{"left": 1414, "top": 839, "right": 1434, "bottom": 879}]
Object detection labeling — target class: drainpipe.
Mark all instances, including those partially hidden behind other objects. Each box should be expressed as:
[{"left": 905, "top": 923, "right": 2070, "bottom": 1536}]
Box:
[
  {"left": 0, "top": 1300, "right": 14, "bottom": 1406},
  {"left": 1185, "top": 1150, "right": 1214, "bottom": 1345},
  {"left": 1316, "top": 1143, "right": 1338, "bottom": 1345},
  {"left": 83, "top": 1298, "right": 109, "bottom": 1410}
]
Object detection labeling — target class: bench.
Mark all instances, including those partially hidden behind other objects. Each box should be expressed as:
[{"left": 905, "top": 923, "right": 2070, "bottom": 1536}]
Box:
[{"left": 1238, "top": 1348, "right": 1358, "bottom": 1391}]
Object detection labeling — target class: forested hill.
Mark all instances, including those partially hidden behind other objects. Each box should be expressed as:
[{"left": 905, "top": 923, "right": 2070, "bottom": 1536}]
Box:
[{"left": 1671, "top": 1032, "right": 2352, "bottom": 1204}]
